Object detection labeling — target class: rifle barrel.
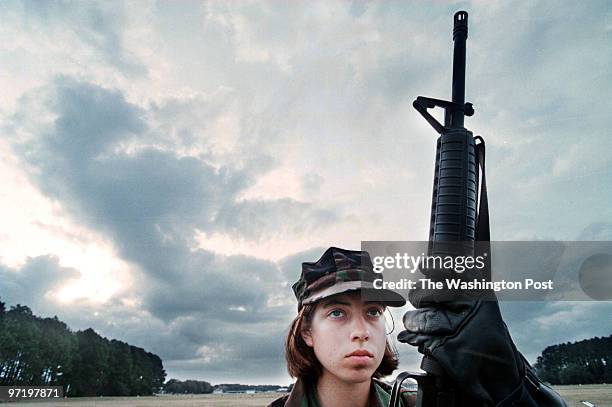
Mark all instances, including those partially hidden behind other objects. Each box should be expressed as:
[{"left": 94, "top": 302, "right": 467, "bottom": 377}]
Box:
[{"left": 451, "top": 11, "right": 468, "bottom": 128}]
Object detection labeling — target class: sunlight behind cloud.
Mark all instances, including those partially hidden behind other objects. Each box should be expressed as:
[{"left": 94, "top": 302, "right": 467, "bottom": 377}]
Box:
[
  {"left": 0, "top": 139, "right": 131, "bottom": 304},
  {"left": 193, "top": 229, "right": 319, "bottom": 262},
  {"left": 53, "top": 245, "right": 131, "bottom": 304}
]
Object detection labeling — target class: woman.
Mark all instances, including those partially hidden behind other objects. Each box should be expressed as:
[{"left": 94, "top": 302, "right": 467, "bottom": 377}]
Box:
[{"left": 269, "top": 247, "right": 414, "bottom": 407}]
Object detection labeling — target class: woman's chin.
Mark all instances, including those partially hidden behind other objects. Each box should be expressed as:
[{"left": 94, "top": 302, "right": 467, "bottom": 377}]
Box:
[{"left": 337, "top": 366, "right": 377, "bottom": 384}]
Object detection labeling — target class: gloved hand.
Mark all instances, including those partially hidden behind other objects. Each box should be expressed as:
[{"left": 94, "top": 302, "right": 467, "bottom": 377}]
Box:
[{"left": 398, "top": 299, "right": 568, "bottom": 406}]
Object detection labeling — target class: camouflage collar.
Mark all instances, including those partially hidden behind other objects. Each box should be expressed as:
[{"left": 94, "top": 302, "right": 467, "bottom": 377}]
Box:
[{"left": 280, "top": 378, "right": 395, "bottom": 407}]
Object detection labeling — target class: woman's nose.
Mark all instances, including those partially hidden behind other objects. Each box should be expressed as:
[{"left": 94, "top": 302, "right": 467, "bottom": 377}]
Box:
[{"left": 351, "top": 315, "right": 370, "bottom": 341}]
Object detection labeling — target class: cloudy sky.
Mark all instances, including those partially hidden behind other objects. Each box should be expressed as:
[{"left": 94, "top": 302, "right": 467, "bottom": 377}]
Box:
[{"left": 0, "top": 1, "right": 610, "bottom": 385}]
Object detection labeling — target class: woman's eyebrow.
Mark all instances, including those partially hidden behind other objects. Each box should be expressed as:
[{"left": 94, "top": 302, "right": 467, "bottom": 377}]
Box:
[
  {"left": 322, "top": 300, "right": 384, "bottom": 308},
  {"left": 321, "top": 300, "right": 350, "bottom": 308}
]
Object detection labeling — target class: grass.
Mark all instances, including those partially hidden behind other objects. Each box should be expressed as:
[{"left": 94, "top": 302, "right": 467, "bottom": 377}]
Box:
[
  {"left": 10, "top": 384, "right": 611, "bottom": 406},
  {"left": 553, "top": 384, "right": 611, "bottom": 407},
  {"left": 8, "top": 393, "right": 282, "bottom": 406}
]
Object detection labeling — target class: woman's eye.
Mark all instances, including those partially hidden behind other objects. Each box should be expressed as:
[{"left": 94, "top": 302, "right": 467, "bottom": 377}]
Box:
[{"left": 328, "top": 309, "right": 345, "bottom": 318}]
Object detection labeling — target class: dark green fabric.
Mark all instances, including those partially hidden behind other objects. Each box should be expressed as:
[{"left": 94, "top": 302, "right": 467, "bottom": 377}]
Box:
[
  {"left": 298, "top": 380, "right": 401, "bottom": 407},
  {"left": 373, "top": 381, "right": 393, "bottom": 406}
]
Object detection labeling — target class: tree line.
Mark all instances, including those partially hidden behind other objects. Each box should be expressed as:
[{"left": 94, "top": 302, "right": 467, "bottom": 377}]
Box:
[
  {"left": 0, "top": 299, "right": 166, "bottom": 396},
  {"left": 215, "top": 383, "right": 286, "bottom": 392},
  {"left": 164, "top": 379, "right": 214, "bottom": 394},
  {"left": 534, "top": 335, "right": 612, "bottom": 385},
  {"left": 163, "top": 379, "right": 287, "bottom": 394}
]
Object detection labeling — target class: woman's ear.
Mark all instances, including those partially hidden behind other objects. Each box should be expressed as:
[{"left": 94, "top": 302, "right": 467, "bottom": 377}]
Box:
[{"left": 301, "top": 329, "right": 314, "bottom": 347}]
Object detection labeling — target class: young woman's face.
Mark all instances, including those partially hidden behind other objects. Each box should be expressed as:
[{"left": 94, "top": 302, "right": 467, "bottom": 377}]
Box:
[{"left": 302, "top": 292, "right": 387, "bottom": 384}]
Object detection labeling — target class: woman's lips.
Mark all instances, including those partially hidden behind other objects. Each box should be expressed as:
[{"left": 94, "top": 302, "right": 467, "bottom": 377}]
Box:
[
  {"left": 346, "top": 349, "right": 374, "bottom": 363},
  {"left": 346, "top": 349, "right": 374, "bottom": 357}
]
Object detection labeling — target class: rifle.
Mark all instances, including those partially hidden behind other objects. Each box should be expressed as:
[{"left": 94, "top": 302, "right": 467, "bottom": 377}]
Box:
[{"left": 389, "top": 10, "right": 491, "bottom": 407}]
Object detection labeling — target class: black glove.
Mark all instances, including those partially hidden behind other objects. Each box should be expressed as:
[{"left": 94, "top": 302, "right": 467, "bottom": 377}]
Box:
[{"left": 398, "top": 299, "right": 568, "bottom": 406}]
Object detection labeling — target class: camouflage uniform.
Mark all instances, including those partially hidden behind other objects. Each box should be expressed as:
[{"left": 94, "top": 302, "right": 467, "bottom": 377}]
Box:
[{"left": 268, "top": 378, "right": 415, "bottom": 407}]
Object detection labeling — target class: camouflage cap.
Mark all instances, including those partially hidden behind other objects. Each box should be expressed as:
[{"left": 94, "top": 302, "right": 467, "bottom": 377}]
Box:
[{"left": 292, "top": 247, "right": 406, "bottom": 310}]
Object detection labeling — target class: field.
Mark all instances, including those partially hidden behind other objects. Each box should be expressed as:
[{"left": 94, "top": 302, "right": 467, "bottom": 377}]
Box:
[
  {"left": 554, "top": 384, "right": 612, "bottom": 407},
  {"left": 2, "top": 393, "right": 281, "bottom": 406},
  {"left": 8, "top": 384, "right": 611, "bottom": 406}
]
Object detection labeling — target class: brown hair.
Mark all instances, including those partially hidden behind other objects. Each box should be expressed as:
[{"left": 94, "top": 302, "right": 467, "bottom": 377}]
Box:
[{"left": 285, "top": 303, "right": 399, "bottom": 381}]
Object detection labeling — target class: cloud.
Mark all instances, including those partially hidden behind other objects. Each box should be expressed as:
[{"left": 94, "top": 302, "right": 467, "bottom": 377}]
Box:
[
  {"left": 0, "top": 255, "right": 80, "bottom": 310},
  {"left": 13, "top": 76, "right": 338, "bottom": 246},
  {"left": 214, "top": 198, "right": 337, "bottom": 241},
  {"left": 501, "top": 301, "right": 612, "bottom": 364},
  {"left": 18, "top": 1, "right": 146, "bottom": 75},
  {"left": 577, "top": 222, "right": 612, "bottom": 241},
  {"left": 6, "top": 75, "right": 339, "bottom": 382},
  {"left": 0, "top": 253, "right": 293, "bottom": 383},
  {"left": 464, "top": 1, "right": 612, "bottom": 240}
]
